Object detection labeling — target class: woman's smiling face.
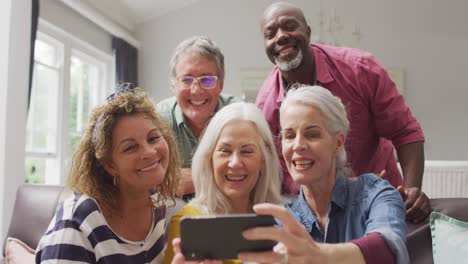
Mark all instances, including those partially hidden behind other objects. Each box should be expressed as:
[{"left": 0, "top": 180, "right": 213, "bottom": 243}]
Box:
[
  {"left": 281, "top": 103, "right": 344, "bottom": 186},
  {"left": 104, "top": 114, "right": 169, "bottom": 193},
  {"left": 212, "top": 119, "right": 264, "bottom": 203}
]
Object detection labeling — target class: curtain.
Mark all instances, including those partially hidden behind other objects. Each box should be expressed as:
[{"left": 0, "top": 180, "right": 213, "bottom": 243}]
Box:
[
  {"left": 28, "top": 0, "right": 40, "bottom": 109},
  {"left": 112, "top": 37, "right": 138, "bottom": 87}
]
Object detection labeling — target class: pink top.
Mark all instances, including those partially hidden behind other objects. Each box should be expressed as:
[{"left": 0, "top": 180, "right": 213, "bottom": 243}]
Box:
[{"left": 256, "top": 43, "right": 425, "bottom": 193}]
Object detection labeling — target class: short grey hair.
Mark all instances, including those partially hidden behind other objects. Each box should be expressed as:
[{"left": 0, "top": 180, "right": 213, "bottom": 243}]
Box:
[
  {"left": 169, "top": 36, "right": 225, "bottom": 81},
  {"left": 280, "top": 85, "right": 351, "bottom": 176},
  {"left": 190, "top": 102, "right": 283, "bottom": 214}
]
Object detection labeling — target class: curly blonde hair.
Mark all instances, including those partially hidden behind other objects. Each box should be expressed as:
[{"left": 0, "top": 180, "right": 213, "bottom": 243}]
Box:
[{"left": 67, "top": 87, "right": 180, "bottom": 211}]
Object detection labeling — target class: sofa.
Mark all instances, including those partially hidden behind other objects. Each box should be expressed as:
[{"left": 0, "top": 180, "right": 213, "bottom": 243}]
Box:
[
  {"left": 406, "top": 198, "right": 468, "bottom": 264},
  {"left": 2, "top": 184, "right": 468, "bottom": 263},
  {"left": 1, "top": 184, "right": 64, "bottom": 264},
  {"left": 0, "top": 184, "right": 185, "bottom": 263}
]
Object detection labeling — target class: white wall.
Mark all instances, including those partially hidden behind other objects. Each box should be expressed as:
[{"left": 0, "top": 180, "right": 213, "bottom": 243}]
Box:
[
  {"left": 0, "top": 0, "right": 12, "bottom": 251},
  {"left": 136, "top": 0, "right": 468, "bottom": 161},
  {"left": 0, "top": 0, "right": 31, "bottom": 250},
  {"left": 41, "top": 0, "right": 113, "bottom": 54}
]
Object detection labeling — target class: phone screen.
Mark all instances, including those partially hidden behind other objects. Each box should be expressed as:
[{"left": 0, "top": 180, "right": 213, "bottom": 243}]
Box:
[{"left": 180, "top": 214, "right": 277, "bottom": 260}]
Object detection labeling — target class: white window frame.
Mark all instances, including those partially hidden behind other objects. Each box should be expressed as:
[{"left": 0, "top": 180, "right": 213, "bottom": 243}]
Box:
[
  {"left": 26, "top": 18, "right": 115, "bottom": 185},
  {"left": 27, "top": 32, "right": 63, "bottom": 160}
]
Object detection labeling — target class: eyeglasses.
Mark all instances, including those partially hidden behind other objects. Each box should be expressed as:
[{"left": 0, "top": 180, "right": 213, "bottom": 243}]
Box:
[{"left": 176, "top": 75, "right": 218, "bottom": 90}]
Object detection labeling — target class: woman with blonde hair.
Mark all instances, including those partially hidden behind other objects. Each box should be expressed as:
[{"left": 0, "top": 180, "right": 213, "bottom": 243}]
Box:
[
  {"left": 36, "top": 84, "right": 180, "bottom": 263},
  {"left": 165, "top": 102, "right": 283, "bottom": 263}
]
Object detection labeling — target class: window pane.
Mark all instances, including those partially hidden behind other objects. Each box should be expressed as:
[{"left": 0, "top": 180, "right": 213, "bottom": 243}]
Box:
[
  {"left": 26, "top": 63, "right": 59, "bottom": 153},
  {"left": 68, "top": 55, "right": 101, "bottom": 160},
  {"left": 25, "top": 29, "right": 111, "bottom": 186},
  {"left": 25, "top": 157, "right": 45, "bottom": 184},
  {"left": 25, "top": 157, "right": 60, "bottom": 184},
  {"left": 34, "top": 39, "right": 57, "bottom": 67}
]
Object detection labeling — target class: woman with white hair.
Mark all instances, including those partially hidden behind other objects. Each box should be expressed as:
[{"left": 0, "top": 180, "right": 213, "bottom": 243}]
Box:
[
  {"left": 164, "top": 102, "right": 283, "bottom": 263},
  {"left": 238, "top": 86, "right": 409, "bottom": 264}
]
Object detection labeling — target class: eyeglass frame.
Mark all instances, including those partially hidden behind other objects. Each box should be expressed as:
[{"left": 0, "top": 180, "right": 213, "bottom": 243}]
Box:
[{"left": 174, "top": 75, "right": 219, "bottom": 90}]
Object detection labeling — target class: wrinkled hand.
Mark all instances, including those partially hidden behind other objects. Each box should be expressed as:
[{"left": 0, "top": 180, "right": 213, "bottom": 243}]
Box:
[
  {"left": 397, "top": 186, "right": 431, "bottom": 223},
  {"left": 238, "top": 203, "right": 327, "bottom": 264},
  {"left": 171, "top": 238, "right": 221, "bottom": 264},
  {"left": 176, "top": 168, "right": 195, "bottom": 197}
]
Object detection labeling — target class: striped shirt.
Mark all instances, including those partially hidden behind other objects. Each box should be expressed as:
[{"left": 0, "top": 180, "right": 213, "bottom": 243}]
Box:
[{"left": 35, "top": 193, "right": 167, "bottom": 263}]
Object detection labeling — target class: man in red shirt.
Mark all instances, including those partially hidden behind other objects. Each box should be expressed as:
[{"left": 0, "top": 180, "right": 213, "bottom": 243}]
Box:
[{"left": 256, "top": 2, "right": 430, "bottom": 223}]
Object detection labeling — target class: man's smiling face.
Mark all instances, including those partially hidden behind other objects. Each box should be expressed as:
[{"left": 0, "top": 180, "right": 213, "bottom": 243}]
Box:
[
  {"left": 172, "top": 51, "right": 223, "bottom": 125},
  {"left": 261, "top": 3, "right": 311, "bottom": 71}
]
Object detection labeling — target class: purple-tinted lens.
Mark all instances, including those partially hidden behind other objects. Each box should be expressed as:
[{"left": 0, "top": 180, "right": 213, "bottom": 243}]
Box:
[
  {"left": 180, "top": 76, "right": 195, "bottom": 87},
  {"left": 200, "top": 76, "right": 218, "bottom": 89}
]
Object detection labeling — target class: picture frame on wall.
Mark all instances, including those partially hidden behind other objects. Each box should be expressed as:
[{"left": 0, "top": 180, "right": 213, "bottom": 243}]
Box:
[{"left": 239, "top": 68, "right": 271, "bottom": 102}]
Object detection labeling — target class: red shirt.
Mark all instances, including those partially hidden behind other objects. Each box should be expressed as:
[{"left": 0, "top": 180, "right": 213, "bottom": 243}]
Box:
[
  {"left": 256, "top": 43, "right": 425, "bottom": 193},
  {"left": 352, "top": 233, "right": 396, "bottom": 264}
]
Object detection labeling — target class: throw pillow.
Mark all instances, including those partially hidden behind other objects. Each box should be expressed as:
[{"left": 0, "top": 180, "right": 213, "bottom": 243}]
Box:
[
  {"left": 4, "top": 237, "right": 35, "bottom": 264},
  {"left": 430, "top": 212, "right": 468, "bottom": 264}
]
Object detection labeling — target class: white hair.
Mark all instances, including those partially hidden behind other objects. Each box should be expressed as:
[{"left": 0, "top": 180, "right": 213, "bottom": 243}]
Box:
[
  {"left": 280, "top": 85, "right": 351, "bottom": 177},
  {"left": 190, "top": 102, "right": 283, "bottom": 214}
]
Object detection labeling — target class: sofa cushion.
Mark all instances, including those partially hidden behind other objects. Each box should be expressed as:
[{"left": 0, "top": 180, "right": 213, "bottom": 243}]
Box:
[
  {"left": 430, "top": 212, "right": 468, "bottom": 263},
  {"left": 4, "top": 237, "right": 35, "bottom": 264},
  {"left": 407, "top": 198, "right": 468, "bottom": 264},
  {"left": 2, "top": 184, "right": 64, "bottom": 257}
]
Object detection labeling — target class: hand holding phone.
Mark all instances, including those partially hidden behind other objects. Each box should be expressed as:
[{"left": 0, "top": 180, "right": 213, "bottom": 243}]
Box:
[{"left": 180, "top": 214, "right": 276, "bottom": 260}]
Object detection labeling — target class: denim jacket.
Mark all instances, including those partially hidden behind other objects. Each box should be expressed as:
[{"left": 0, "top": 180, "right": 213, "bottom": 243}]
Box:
[{"left": 285, "top": 173, "right": 409, "bottom": 263}]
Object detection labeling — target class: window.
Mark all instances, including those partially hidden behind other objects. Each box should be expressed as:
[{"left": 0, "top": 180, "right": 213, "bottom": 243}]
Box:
[
  {"left": 25, "top": 20, "right": 114, "bottom": 184},
  {"left": 68, "top": 51, "right": 104, "bottom": 162},
  {"left": 25, "top": 36, "right": 62, "bottom": 184}
]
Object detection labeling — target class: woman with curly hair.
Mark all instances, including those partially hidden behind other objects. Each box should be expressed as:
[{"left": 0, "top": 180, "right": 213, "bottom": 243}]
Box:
[{"left": 36, "top": 84, "right": 180, "bottom": 263}]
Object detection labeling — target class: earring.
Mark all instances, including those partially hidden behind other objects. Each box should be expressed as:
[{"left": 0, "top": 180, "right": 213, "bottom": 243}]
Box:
[{"left": 113, "top": 176, "right": 119, "bottom": 186}]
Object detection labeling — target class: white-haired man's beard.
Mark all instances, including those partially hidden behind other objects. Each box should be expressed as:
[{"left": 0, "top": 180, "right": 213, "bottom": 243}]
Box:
[{"left": 275, "top": 48, "right": 303, "bottom": 72}]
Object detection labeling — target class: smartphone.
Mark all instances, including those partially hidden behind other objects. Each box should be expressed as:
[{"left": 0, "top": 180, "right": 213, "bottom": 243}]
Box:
[{"left": 180, "top": 214, "right": 277, "bottom": 260}]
